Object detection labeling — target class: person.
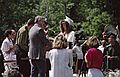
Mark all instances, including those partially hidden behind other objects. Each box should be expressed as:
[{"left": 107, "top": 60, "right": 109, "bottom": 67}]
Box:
[
  {"left": 98, "top": 39, "right": 107, "bottom": 53},
  {"left": 0, "top": 49, "right": 5, "bottom": 77},
  {"left": 80, "top": 40, "right": 89, "bottom": 77},
  {"left": 16, "top": 18, "right": 34, "bottom": 77},
  {"left": 60, "top": 17, "right": 76, "bottom": 73},
  {"left": 60, "top": 16, "right": 75, "bottom": 49},
  {"left": 48, "top": 34, "right": 73, "bottom": 77},
  {"left": 1, "top": 29, "right": 16, "bottom": 74},
  {"left": 7, "top": 69, "right": 22, "bottom": 77},
  {"left": 85, "top": 36, "right": 104, "bottom": 77},
  {"left": 59, "top": 20, "right": 65, "bottom": 35},
  {"left": 29, "top": 16, "right": 52, "bottom": 77},
  {"left": 104, "top": 33, "right": 120, "bottom": 71},
  {"left": 11, "top": 29, "right": 17, "bottom": 44},
  {"left": 72, "top": 40, "right": 83, "bottom": 76},
  {"left": 45, "top": 37, "right": 54, "bottom": 77}
]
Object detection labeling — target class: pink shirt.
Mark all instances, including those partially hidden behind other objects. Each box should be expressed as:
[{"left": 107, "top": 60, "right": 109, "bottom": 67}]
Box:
[{"left": 85, "top": 48, "right": 103, "bottom": 69}]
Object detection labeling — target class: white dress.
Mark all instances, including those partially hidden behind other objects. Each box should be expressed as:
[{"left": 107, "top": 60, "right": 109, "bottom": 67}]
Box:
[{"left": 48, "top": 49, "right": 73, "bottom": 77}]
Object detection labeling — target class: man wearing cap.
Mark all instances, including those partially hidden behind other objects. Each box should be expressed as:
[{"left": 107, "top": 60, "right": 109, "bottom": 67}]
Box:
[
  {"left": 16, "top": 18, "right": 34, "bottom": 77},
  {"left": 29, "top": 16, "right": 52, "bottom": 77},
  {"left": 104, "top": 33, "right": 120, "bottom": 71}
]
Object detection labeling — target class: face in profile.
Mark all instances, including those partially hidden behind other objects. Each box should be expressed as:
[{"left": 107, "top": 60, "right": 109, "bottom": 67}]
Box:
[
  {"left": 11, "top": 30, "right": 16, "bottom": 39},
  {"left": 40, "top": 19, "right": 47, "bottom": 29}
]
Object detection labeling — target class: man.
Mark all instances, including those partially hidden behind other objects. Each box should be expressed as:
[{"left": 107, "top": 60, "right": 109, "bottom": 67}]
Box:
[
  {"left": 104, "top": 33, "right": 120, "bottom": 71},
  {"left": 29, "top": 16, "right": 52, "bottom": 77},
  {"left": 16, "top": 19, "right": 34, "bottom": 77},
  {"left": 98, "top": 39, "right": 107, "bottom": 53}
]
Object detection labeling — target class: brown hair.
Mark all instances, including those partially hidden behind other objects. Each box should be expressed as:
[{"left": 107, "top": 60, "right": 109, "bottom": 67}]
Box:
[
  {"left": 53, "top": 34, "right": 67, "bottom": 49},
  {"left": 60, "top": 20, "right": 65, "bottom": 33},
  {"left": 27, "top": 18, "right": 34, "bottom": 26},
  {"left": 60, "top": 20, "right": 71, "bottom": 33}
]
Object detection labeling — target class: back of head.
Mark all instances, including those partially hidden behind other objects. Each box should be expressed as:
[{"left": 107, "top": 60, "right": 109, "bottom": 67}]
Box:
[
  {"left": 8, "top": 69, "right": 22, "bottom": 77},
  {"left": 107, "top": 32, "right": 117, "bottom": 39},
  {"left": 4, "top": 29, "right": 12, "bottom": 37},
  {"left": 53, "top": 34, "right": 67, "bottom": 49},
  {"left": 34, "top": 16, "right": 46, "bottom": 23},
  {"left": 27, "top": 18, "right": 34, "bottom": 26},
  {"left": 87, "top": 36, "right": 99, "bottom": 48}
]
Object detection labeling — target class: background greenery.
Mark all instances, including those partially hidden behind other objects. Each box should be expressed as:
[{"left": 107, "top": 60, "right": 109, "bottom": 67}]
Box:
[{"left": 0, "top": 0, "right": 120, "bottom": 44}]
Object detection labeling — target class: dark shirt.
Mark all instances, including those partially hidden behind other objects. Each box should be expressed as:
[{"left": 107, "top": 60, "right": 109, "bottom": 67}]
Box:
[
  {"left": 104, "top": 41, "right": 120, "bottom": 70},
  {"left": 0, "top": 50, "right": 5, "bottom": 73}
]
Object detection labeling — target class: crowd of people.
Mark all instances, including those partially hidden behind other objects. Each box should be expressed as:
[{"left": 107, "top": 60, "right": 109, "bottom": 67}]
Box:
[{"left": 0, "top": 15, "right": 120, "bottom": 77}]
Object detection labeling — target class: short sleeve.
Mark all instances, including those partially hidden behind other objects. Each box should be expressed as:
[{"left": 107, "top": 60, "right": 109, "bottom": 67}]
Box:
[
  {"left": 67, "top": 31, "right": 75, "bottom": 43},
  {"left": 85, "top": 50, "right": 92, "bottom": 62},
  {"left": 1, "top": 41, "right": 10, "bottom": 53}
]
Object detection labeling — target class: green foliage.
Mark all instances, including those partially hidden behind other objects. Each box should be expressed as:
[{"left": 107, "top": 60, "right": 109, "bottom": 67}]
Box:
[
  {"left": 0, "top": 0, "right": 112, "bottom": 39},
  {"left": 0, "top": 0, "right": 39, "bottom": 31},
  {"left": 38, "top": 0, "right": 65, "bottom": 36},
  {"left": 81, "top": 9, "right": 111, "bottom": 37},
  {"left": 79, "top": 0, "right": 111, "bottom": 37}
]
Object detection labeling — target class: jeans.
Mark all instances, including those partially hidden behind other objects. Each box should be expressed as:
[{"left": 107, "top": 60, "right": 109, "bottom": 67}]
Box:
[{"left": 31, "top": 59, "right": 45, "bottom": 77}]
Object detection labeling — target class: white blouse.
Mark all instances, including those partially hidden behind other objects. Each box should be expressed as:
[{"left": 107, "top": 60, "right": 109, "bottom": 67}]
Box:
[
  {"left": 1, "top": 37, "right": 16, "bottom": 61},
  {"left": 72, "top": 45, "right": 83, "bottom": 59},
  {"left": 65, "top": 31, "right": 75, "bottom": 48}
]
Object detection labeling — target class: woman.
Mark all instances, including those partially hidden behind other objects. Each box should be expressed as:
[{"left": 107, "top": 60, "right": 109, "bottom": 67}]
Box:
[
  {"left": 48, "top": 34, "right": 73, "bottom": 77},
  {"left": 1, "top": 29, "right": 16, "bottom": 61},
  {"left": 85, "top": 36, "right": 104, "bottom": 77},
  {"left": 1, "top": 29, "right": 16, "bottom": 75},
  {"left": 59, "top": 17, "right": 75, "bottom": 49}
]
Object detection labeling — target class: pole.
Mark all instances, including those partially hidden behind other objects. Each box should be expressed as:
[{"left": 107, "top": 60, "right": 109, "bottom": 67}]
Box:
[
  {"left": 64, "top": 0, "right": 67, "bottom": 17},
  {"left": 45, "top": 0, "right": 48, "bottom": 22}
]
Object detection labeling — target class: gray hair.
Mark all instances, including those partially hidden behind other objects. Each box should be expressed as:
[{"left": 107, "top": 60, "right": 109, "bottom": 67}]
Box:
[{"left": 34, "top": 16, "right": 45, "bottom": 23}]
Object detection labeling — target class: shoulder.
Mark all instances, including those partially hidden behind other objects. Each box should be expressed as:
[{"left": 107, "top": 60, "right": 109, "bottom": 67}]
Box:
[
  {"left": 87, "top": 48, "right": 97, "bottom": 53},
  {"left": 49, "top": 49, "right": 57, "bottom": 53},
  {"left": 18, "top": 25, "right": 26, "bottom": 33},
  {"left": 106, "top": 44, "right": 111, "bottom": 48},
  {"left": 104, "top": 44, "right": 111, "bottom": 50},
  {"left": 69, "top": 31, "right": 75, "bottom": 35},
  {"left": 3, "top": 38, "right": 9, "bottom": 43},
  {"left": 72, "top": 45, "right": 77, "bottom": 49}
]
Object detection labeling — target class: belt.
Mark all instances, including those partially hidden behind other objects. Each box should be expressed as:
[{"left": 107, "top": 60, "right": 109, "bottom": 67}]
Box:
[
  {"left": 89, "top": 67, "right": 101, "bottom": 70},
  {"left": 20, "top": 57, "right": 29, "bottom": 60}
]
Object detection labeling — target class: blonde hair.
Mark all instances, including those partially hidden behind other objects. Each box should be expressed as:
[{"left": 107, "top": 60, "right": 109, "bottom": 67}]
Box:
[
  {"left": 53, "top": 34, "right": 67, "bottom": 49},
  {"left": 87, "top": 36, "right": 99, "bottom": 48}
]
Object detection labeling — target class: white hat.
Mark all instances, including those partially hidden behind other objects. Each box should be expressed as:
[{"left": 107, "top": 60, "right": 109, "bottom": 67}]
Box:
[{"left": 64, "top": 16, "right": 74, "bottom": 26}]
